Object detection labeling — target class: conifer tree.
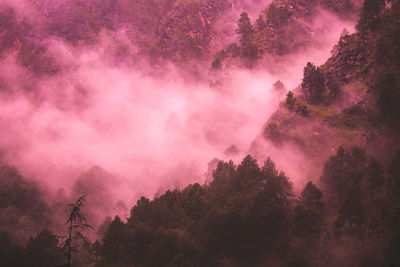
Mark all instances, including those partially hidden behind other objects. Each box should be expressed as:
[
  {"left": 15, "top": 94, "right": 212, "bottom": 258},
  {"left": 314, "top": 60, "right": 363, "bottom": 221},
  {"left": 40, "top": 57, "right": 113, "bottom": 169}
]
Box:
[
  {"left": 357, "top": 0, "right": 385, "bottom": 33},
  {"left": 236, "top": 12, "right": 258, "bottom": 60},
  {"left": 301, "top": 62, "right": 326, "bottom": 103},
  {"left": 64, "top": 195, "right": 92, "bottom": 267},
  {"left": 286, "top": 91, "right": 295, "bottom": 110}
]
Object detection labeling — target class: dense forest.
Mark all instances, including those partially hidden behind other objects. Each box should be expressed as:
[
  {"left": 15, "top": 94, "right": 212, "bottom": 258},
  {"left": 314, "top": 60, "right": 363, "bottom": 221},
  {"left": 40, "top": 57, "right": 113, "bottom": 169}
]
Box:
[
  {"left": 0, "top": 0, "right": 400, "bottom": 266},
  {"left": 2, "top": 148, "right": 400, "bottom": 266}
]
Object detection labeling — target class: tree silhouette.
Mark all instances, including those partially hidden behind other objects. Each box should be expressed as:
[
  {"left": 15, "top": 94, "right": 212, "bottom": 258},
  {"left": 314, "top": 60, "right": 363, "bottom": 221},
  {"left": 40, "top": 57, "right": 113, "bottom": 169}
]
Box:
[
  {"left": 357, "top": 0, "right": 385, "bottom": 33},
  {"left": 64, "top": 195, "right": 93, "bottom": 267},
  {"left": 236, "top": 12, "right": 254, "bottom": 47},
  {"left": 301, "top": 62, "right": 326, "bottom": 103},
  {"left": 235, "top": 12, "right": 259, "bottom": 61},
  {"left": 286, "top": 91, "right": 295, "bottom": 110},
  {"left": 293, "top": 182, "right": 325, "bottom": 243}
]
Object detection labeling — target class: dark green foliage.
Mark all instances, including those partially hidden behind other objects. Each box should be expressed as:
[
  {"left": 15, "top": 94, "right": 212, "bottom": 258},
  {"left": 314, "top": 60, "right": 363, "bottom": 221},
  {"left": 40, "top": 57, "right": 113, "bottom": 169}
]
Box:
[
  {"left": 373, "top": 73, "right": 400, "bottom": 128},
  {"left": 0, "top": 231, "right": 28, "bottom": 267},
  {"left": 0, "top": 0, "right": 234, "bottom": 67},
  {"left": 129, "top": 197, "right": 152, "bottom": 225},
  {"left": 328, "top": 81, "right": 341, "bottom": 99},
  {"left": 282, "top": 251, "right": 311, "bottom": 267},
  {"left": 216, "top": 0, "right": 361, "bottom": 64},
  {"left": 100, "top": 216, "right": 134, "bottom": 266},
  {"left": 0, "top": 8, "right": 59, "bottom": 76},
  {"left": 257, "top": 0, "right": 312, "bottom": 56},
  {"left": 0, "top": 149, "right": 396, "bottom": 267},
  {"left": 366, "top": 1, "right": 400, "bottom": 131},
  {"left": 266, "top": 2, "right": 292, "bottom": 28},
  {"left": 320, "top": 146, "right": 369, "bottom": 206},
  {"left": 235, "top": 12, "right": 259, "bottom": 61},
  {"left": 0, "top": 1, "right": 400, "bottom": 267},
  {"left": 296, "top": 105, "right": 308, "bottom": 116},
  {"left": 325, "top": 33, "right": 370, "bottom": 83},
  {"left": 0, "top": 165, "right": 62, "bottom": 265},
  {"left": 325, "top": 72, "right": 341, "bottom": 100},
  {"left": 301, "top": 62, "right": 326, "bottom": 103},
  {"left": 97, "top": 154, "right": 398, "bottom": 266},
  {"left": 234, "top": 155, "right": 261, "bottom": 192},
  {"left": 0, "top": 165, "right": 50, "bottom": 243},
  {"left": 386, "top": 203, "right": 400, "bottom": 264},
  {"left": 0, "top": 229, "right": 66, "bottom": 267},
  {"left": 97, "top": 155, "right": 295, "bottom": 266},
  {"left": 380, "top": 151, "right": 400, "bottom": 265},
  {"left": 388, "top": 149, "right": 400, "bottom": 200},
  {"left": 226, "top": 43, "right": 241, "bottom": 58},
  {"left": 286, "top": 91, "right": 295, "bottom": 110},
  {"left": 211, "top": 58, "right": 221, "bottom": 69},
  {"left": 208, "top": 160, "right": 236, "bottom": 205},
  {"left": 334, "top": 197, "right": 366, "bottom": 241},
  {"left": 25, "top": 229, "right": 64, "bottom": 267},
  {"left": 293, "top": 182, "right": 324, "bottom": 242},
  {"left": 356, "top": 0, "right": 386, "bottom": 33},
  {"left": 146, "top": 230, "right": 181, "bottom": 266},
  {"left": 366, "top": 158, "right": 384, "bottom": 200},
  {"left": 376, "top": 3, "right": 400, "bottom": 69},
  {"left": 325, "top": 0, "right": 400, "bottom": 131},
  {"left": 250, "top": 164, "right": 293, "bottom": 248},
  {"left": 96, "top": 216, "right": 112, "bottom": 240},
  {"left": 321, "top": 146, "right": 391, "bottom": 252},
  {"left": 183, "top": 184, "right": 206, "bottom": 220},
  {"left": 264, "top": 122, "right": 283, "bottom": 144},
  {"left": 91, "top": 240, "right": 102, "bottom": 263},
  {"left": 236, "top": 12, "right": 254, "bottom": 47}
]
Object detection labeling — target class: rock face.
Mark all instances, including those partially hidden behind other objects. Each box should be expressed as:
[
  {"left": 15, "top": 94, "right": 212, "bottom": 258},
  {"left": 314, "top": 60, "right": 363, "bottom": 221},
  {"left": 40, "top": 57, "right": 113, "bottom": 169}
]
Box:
[
  {"left": 253, "top": 0, "right": 312, "bottom": 56},
  {"left": 326, "top": 34, "right": 371, "bottom": 83},
  {"left": 154, "top": 0, "right": 231, "bottom": 62},
  {"left": 0, "top": 0, "right": 239, "bottom": 68},
  {"left": 0, "top": 7, "right": 59, "bottom": 75},
  {"left": 0, "top": 0, "right": 363, "bottom": 72}
]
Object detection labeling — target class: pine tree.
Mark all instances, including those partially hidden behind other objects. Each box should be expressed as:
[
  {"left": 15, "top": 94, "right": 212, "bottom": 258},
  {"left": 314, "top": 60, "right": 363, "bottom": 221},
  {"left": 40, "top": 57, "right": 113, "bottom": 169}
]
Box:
[
  {"left": 293, "top": 182, "right": 325, "bottom": 243},
  {"left": 357, "top": 0, "right": 385, "bottom": 33},
  {"left": 286, "top": 91, "right": 295, "bottom": 110},
  {"left": 301, "top": 62, "right": 326, "bottom": 103},
  {"left": 235, "top": 12, "right": 258, "bottom": 60},
  {"left": 236, "top": 12, "right": 254, "bottom": 47}
]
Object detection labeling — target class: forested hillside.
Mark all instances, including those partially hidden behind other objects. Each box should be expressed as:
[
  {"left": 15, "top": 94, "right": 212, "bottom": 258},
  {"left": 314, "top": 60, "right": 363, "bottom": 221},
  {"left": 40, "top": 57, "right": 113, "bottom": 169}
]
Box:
[
  {"left": 261, "top": 0, "right": 400, "bottom": 169},
  {"left": 0, "top": 0, "right": 399, "bottom": 266},
  {"left": 211, "top": 0, "right": 362, "bottom": 68}
]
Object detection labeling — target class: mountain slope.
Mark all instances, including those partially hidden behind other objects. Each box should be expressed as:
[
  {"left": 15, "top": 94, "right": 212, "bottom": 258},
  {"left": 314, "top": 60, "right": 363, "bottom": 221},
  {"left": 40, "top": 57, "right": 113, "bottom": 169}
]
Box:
[{"left": 258, "top": 0, "right": 400, "bottom": 170}]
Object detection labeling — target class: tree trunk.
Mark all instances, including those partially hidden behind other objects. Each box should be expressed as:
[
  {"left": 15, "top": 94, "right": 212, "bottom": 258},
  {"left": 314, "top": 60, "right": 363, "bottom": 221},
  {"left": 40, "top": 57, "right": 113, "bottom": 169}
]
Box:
[{"left": 67, "top": 219, "right": 73, "bottom": 267}]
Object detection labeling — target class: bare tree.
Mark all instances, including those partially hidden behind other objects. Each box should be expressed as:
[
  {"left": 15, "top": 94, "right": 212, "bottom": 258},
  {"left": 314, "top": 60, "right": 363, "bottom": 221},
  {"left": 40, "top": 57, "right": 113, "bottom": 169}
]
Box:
[{"left": 64, "top": 195, "right": 93, "bottom": 267}]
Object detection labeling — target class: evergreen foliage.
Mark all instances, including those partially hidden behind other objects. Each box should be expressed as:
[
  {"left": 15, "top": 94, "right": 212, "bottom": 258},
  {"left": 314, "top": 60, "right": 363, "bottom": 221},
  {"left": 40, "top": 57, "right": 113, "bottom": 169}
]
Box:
[
  {"left": 235, "top": 12, "right": 259, "bottom": 61},
  {"left": 356, "top": 0, "right": 386, "bottom": 33},
  {"left": 301, "top": 62, "right": 326, "bottom": 103},
  {"left": 286, "top": 91, "right": 295, "bottom": 110}
]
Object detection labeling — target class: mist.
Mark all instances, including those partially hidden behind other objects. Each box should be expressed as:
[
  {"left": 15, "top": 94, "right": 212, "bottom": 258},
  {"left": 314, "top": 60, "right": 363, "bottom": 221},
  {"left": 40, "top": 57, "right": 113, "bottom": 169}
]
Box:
[
  {"left": 0, "top": 0, "right": 360, "bottom": 225},
  {"left": 2, "top": 0, "right": 400, "bottom": 266},
  {"left": 0, "top": 41, "right": 283, "bottom": 199}
]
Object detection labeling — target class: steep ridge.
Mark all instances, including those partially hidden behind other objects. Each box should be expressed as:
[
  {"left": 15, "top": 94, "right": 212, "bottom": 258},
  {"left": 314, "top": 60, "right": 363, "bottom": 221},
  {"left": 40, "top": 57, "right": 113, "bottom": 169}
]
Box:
[
  {"left": 257, "top": 0, "right": 400, "bottom": 176},
  {"left": 211, "top": 0, "right": 362, "bottom": 69},
  {"left": 0, "top": 0, "right": 362, "bottom": 76},
  {"left": 0, "top": 1, "right": 399, "bottom": 267}
]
